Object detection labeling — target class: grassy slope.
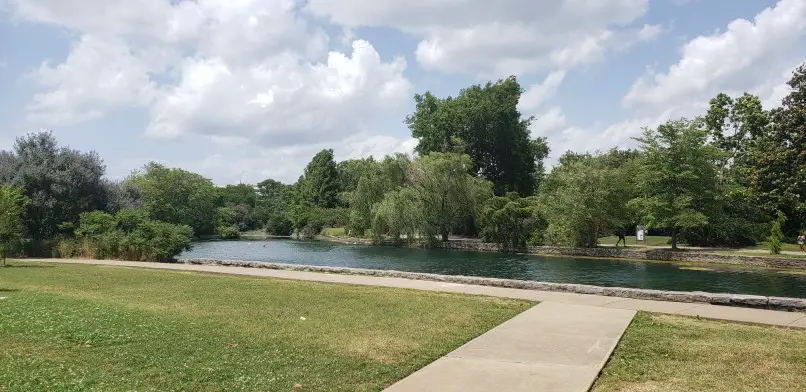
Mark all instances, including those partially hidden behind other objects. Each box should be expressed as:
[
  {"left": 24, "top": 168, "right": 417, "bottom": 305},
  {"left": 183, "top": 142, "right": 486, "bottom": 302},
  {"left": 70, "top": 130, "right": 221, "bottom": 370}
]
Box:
[
  {"left": 593, "top": 312, "right": 806, "bottom": 392},
  {"left": 0, "top": 262, "right": 531, "bottom": 392}
]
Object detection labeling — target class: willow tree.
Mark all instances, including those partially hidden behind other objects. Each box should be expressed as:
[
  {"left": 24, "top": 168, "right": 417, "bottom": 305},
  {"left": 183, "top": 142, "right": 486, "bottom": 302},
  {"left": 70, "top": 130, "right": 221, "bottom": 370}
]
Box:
[{"left": 407, "top": 153, "right": 492, "bottom": 242}]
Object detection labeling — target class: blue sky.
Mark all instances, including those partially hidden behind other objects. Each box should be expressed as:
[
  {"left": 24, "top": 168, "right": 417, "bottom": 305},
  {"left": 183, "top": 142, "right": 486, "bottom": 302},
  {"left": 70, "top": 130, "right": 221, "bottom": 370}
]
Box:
[{"left": 1, "top": 0, "right": 804, "bottom": 184}]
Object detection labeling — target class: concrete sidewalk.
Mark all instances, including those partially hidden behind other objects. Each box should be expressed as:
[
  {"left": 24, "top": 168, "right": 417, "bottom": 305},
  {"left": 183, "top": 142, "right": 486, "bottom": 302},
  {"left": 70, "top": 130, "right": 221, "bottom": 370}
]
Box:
[
  {"left": 383, "top": 302, "right": 636, "bottom": 392},
  {"left": 19, "top": 258, "right": 806, "bottom": 328}
]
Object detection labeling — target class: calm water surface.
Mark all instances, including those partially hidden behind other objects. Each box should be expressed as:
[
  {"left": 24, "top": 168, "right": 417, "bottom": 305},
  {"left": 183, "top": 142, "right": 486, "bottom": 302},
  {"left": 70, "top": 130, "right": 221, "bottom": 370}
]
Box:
[{"left": 178, "top": 239, "right": 806, "bottom": 298}]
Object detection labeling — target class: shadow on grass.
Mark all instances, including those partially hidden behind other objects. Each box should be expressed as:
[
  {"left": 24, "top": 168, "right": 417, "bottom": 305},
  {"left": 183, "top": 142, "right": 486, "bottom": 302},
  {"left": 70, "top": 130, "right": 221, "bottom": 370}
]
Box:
[
  {"left": 0, "top": 288, "right": 20, "bottom": 293},
  {"left": 1, "top": 263, "right": 55, "bottom": 269}
]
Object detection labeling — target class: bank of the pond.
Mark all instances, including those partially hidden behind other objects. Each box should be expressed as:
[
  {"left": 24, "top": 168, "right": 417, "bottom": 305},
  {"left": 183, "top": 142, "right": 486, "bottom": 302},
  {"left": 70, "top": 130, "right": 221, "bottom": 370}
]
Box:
[
  {"left": 178, "top": 239, "right": 806, "bottom": 299},
  {"left": 179, "top": 258, "right": 806, "bottom": 312},
  {"left": 316, "top": 236, "right": 806, "bottom": 269}
]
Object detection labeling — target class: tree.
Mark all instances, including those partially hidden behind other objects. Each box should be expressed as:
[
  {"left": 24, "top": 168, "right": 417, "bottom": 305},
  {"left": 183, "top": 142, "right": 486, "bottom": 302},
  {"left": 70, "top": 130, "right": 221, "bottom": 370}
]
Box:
[
  {"left": 301, "top": 149, "right": 341, "bottom": 209},
  {"left": 630, "top": 119, "right": 721, "bottom": 250},
  {"left": 336, "top": 157, "right": 376, "bottom": 205},
  {"left": 742, "top": 63, "right": 806, "bottom": 237},
  {"left": 371, "top": 187, "right": 422, "bottom": 243},
  {"left": 540, "top": 152, "right": 635, "bottom": 248},
  {"left": 407, "top": 77, "right": 550, "bottom": 196},
  {"left": 347, "top": 154, "right": 411, "bottom": 236},
  {"left": 218, "top": 184, "right": 257, "bottom": 208},
  {"left": 407, "top": 153, "right": 493, "bottom": 242},
  {"left": 480, "top": 192, "right": 543, "bottom": 252},
  {"left": 0, "top": 186, "right": 27, "bottom": 265},
  {"left": 255, "top": 178, "right": 291, "bottom": 225},
  {"left": 0, "top": 131, "right": 108, "bottom": 241},
  {"left": 131, "top": 163, "right": 218, "bottom": 236}
]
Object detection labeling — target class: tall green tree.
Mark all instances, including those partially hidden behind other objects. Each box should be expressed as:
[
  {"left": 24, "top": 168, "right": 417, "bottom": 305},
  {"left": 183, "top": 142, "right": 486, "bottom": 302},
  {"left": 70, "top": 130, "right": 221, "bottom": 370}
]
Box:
[
  {"left": 131, "top": 163, "right": 218, "bottom": 236},
  {"left": 743, "top": 64, "right": 806, "bottom": 236},
  {"left": 301, "top": 149, "right": 341, "bottom": 209},
  {"left": 0, "top": 131, "right": 108, "bottom": 240},
  {"left": 407, "top": 77, "right": 549, "bottom": 196},
  {"left": 371, "top": 187, "right": 422, "bottom": 243},
  {"left": 407, "top": 153, "right": 493, "bottom": 242},
  {"left": 630, "top": 119, "right": 721, "bottom": 249},
  {"left": 540, "top": 152, "right": 635, "bottom": 248},
  {"left": 0, "top": 186, "right": 27, "bottom": 265}
]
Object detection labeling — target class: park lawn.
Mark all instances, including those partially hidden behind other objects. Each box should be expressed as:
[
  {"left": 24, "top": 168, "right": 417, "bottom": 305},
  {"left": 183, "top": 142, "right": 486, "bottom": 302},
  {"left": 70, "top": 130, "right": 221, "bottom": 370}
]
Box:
[
  {"left": 0, "top": 261, "right": 532, "bottom": 392},
  {"left": 593, "top": 312, "right": 806, "bottom": 392},
  {"left": 598, "top": 235, "right": 672, "bottom": 247},
  {"left": 742, "top": 241, "right": 802, "bottom": 253},
  {"left": 321, "top": 227, "right": 347, "bottom": 237}
]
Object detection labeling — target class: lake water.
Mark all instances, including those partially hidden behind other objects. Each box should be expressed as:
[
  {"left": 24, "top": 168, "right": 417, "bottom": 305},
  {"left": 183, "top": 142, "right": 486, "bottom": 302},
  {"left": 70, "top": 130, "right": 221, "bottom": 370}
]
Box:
[{"left": 178, "top": 239, "right": 806, "bottom": 298}]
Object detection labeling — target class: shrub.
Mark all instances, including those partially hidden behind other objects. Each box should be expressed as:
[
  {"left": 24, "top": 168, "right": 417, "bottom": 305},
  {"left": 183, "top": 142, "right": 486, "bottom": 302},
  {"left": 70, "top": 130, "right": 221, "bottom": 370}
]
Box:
[
  {"left": 265, "top": 213, "right": 293, "bottom": 236},
  {"left": 57, "top": 209, "right": 193, "bottom": 262},
  {"left": 218, "top": 225, "right": 240, "bottom": 240}
]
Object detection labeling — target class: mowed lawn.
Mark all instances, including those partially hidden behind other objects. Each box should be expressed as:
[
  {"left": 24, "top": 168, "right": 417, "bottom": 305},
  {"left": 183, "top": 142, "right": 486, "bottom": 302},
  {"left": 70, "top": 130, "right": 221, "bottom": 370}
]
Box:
[
  {"left": 593, "top": 313, "right": 806, "bottom": 392},
  {"left": 0, "top": 262, "right": 532, "bottom": 392}
]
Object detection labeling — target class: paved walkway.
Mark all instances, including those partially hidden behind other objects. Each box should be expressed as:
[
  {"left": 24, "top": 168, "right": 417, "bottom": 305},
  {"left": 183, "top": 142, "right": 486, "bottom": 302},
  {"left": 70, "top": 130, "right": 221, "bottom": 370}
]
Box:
[
  {"left": 384, "top": 302, "right": 635, "bottom": 392},
  {"left": 23, "top": 258, "right": 806, "bottom": 329}
]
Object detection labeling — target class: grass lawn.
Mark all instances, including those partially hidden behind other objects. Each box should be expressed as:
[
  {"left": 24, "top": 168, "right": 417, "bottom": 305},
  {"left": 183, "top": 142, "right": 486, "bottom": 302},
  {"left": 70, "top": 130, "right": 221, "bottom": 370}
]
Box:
[
  {"left": 593, "top": 312, "right": 806, "bottom": 392},
  {"left": 715, "top": 250, "right": 806, "bottom": 259},
  {"left": 742, "top": 241, "right": 803, "bottom": 253},
  {"left": 0, "top": 261, "right": 531, "bottom": 392},
  {"left": 321, "top": 227, "right": 347, "bottom": 237},
  {"left": 598, "top": 235, "right": 672, "bottom": 247}
]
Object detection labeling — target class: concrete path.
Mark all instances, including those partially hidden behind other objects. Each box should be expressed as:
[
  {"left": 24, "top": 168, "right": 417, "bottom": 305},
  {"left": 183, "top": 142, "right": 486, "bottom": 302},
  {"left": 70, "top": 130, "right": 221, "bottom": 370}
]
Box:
[
  {"left": 19, "top": 258, "right": 806, "bottom": 329},
  {"left": 384, "top": 302, "right": 636, "bottom": 392}
]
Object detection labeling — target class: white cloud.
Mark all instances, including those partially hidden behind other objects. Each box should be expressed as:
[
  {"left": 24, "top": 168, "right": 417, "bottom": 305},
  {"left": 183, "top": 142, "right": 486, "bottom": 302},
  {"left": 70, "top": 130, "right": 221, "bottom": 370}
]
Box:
[
  {"left": 306, "top": 0, "right": 650, "bottom": 77},
  {"left": 26, "top": 35, "right": 157, "bottom": 126},
  {"left": 519, "top": 71, "right": 566, "bottom": 112},
  {"left": 12, "top": 0, "right": 412, "bottom": 155},
  {"left": 530, "top": 107, "right": 567, "bottom": 137},
  {"left": 637, "top": 24, "right": 663, "bottom": 42},
  {"left": 623, "top": 0, "right": 806, "bottom": 111}
]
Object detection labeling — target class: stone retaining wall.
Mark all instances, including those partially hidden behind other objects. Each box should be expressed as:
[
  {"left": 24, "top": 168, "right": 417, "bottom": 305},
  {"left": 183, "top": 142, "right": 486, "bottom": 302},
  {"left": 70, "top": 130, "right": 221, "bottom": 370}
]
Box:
[{"left": 179, "top": 258, "right": 806, "bottom": 312}]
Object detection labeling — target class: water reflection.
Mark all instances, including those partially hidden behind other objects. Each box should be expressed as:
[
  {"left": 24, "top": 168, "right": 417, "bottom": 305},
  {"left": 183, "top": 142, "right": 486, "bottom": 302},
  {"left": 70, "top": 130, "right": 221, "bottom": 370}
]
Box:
[{"left": 178, "top": 239, "right": 806, "bottom": 298}]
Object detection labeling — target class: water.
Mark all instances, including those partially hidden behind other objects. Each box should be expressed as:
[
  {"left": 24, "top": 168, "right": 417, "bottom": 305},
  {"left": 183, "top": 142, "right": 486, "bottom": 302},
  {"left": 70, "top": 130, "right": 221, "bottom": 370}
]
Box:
[{"left": 178, "top": 239, "right": 806, "bottom": 298}]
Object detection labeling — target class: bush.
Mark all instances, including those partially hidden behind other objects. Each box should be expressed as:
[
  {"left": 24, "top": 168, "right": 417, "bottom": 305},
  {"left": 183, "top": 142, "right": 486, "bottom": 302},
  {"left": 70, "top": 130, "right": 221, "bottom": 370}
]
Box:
[
  {"left": 769, "top": 212, "right": 786, "bottom": 255},
  {"left": 218, "top": 225, "right": 240, "bottom": 240},
  {"left": 265, "top": 213, "right": 293, "bottom": 236},
  {"left": 57, "top": 209, "right": 193, "bottom": 262}
]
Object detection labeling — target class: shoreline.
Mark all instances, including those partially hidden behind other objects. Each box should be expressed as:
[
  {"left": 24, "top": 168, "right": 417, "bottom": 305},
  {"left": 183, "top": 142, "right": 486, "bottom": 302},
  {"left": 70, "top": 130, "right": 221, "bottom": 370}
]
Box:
[{"left": 172, "top": 258, "right": 806, "bottom": 312}]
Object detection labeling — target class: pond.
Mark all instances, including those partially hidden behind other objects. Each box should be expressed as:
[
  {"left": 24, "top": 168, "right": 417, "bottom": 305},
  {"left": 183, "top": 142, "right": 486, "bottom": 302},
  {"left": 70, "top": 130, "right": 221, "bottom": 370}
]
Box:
[{"left": 178, "top": 239, "right": 806, "bottom": 298}]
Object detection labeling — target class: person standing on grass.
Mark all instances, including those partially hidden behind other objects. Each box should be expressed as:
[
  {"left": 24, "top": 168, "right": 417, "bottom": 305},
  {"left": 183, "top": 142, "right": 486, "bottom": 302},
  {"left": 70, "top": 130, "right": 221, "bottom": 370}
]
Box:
[{"left": 799, "top": 232, "right": 805, "bottom": 252}]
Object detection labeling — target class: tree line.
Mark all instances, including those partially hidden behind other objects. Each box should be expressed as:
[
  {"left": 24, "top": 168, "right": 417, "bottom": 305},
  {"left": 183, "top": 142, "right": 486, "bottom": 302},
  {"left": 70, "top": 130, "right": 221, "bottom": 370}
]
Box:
[{"left": 0, "top": 64, "right": 804, "bottom": 262}]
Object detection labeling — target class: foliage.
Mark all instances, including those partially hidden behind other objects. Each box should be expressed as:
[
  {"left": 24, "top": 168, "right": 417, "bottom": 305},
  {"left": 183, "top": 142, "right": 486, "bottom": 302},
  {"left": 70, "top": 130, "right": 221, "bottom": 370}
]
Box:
[
  {"left": 0, "top": 185, "right": 28, "bottom": 265},
  {"left": 743, "top": 64, "right": 806, "bottom": 237},
  {"left": 540, "top": 152, "right": 636, "bottom": 247},
  {"left": 264, "top": 212, "right": 293, "bottom": 236},
  {"left": 301, "top": 149, "right": 341, "bottom": 209},
  {"left": 480, "top": 192, "right": 543, "bottom": 252},
  {"left": 58, "top": 209, "right": 193, "bottom": 262},
  {"left": 254, "top": 178, "right": 291, "bottom": 225},
  {"left": 216, "top": 205, "right": 254, "bottom": 232},
  {"left": 131, "top": 162, "right": 218, "bottom": 236},
  {"left": 347, "top": 154, "right": 411, "bottom": 236},
  {"left": 407, "top": 153, "right": 493, "bottom": 242},
  {"left": 0, "top": 131, "right": 108, "bottom": 241},
  {"left": 371, "top": 187, "right": 423, "bottom": 243},
  {"left": 407, "top": 76, "right": 549, "bottom": 196},
  {"left": 336, "top": 157, "right": 376, "bottom": 205},
  {"left": 629, "top": 119, "right": 721, "bottom": 249},
  {"left": 769, "top": 212, "right": 786, "bottom": 255},
  {"left": 217, "top": 225, "right": 240, "bottom": 240}
]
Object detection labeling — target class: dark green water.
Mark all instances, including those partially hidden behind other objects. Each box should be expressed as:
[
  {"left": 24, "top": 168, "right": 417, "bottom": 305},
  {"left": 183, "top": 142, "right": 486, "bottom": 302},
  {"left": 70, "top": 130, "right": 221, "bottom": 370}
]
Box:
[{"left": 178, "top": 239, "right": 806, "bottom": 298}]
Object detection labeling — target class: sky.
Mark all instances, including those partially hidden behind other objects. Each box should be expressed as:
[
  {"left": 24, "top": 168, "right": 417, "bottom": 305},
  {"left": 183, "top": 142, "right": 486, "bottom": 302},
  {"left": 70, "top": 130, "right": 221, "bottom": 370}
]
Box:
[{"left": 1, "top": 0, "right": 804, "bottom": 185}]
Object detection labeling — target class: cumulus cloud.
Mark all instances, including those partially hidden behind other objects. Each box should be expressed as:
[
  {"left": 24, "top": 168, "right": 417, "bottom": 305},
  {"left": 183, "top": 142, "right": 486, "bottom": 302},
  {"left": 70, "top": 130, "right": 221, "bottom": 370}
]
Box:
[
  {"left": 12, "top": 0, "right": 412, "bottom": 153},
  {"left": 306, "top": 0, "right": 651, "bottom": 77},
  {"left": 623, "top": 0, "right": 806, "bottom": 111}
]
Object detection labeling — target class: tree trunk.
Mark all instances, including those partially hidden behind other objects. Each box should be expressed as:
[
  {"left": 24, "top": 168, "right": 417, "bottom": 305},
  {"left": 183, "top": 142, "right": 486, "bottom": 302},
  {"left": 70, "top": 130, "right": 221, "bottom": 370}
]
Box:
[
  {"left": 671, "top": 227, "right": 678, "bottom": 250},
  {"left": 441, "top": 229, "right": 449, "bottom": 242}
]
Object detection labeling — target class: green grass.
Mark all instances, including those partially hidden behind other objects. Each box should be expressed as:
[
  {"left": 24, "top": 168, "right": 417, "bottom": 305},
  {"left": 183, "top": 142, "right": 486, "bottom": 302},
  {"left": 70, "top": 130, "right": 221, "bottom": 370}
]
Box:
[
  {"left": 742, "top": 241, "right": 803, "bottom": 252},
  {"left": 593, "top": 312, "right": 806, "bottom": 392},
  {"left": 0, "top": 262, "right": 531, "bottom": 392},
  {"left": 320, "top": 227, "right": 347, "bottom": 237},
  {"left": 598, "top": 235, "right": 672, "bottom": 247},
  {"left": 714, "top": 251, "right": 806, "bottom": 259}
]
